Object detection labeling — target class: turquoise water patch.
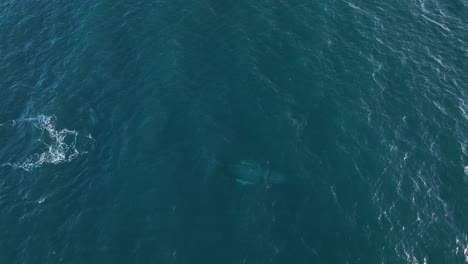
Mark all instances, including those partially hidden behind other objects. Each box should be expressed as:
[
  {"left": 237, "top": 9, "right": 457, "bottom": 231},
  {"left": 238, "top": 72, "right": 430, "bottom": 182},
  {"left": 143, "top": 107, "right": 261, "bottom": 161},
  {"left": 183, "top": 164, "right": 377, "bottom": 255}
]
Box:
[{"left": 1, "top": 0, "right": 468, "bottom": 263}]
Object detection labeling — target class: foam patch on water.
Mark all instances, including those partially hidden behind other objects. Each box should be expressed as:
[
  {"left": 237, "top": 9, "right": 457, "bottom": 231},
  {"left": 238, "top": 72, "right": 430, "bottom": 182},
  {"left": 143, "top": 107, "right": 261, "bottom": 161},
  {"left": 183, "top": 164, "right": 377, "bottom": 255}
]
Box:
[
  {"left": 455, "top": 236, "right": 468, "bottom": 263},
  {"left": 0, "top": 115, "right": 94, "bottom": 171}
]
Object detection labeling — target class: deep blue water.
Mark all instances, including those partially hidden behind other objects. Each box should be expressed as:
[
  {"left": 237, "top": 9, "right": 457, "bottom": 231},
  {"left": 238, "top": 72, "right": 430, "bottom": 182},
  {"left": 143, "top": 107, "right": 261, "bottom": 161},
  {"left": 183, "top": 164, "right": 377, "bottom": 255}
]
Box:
[{"left": 1, "top": 0, "right": 468, "bottom": 263}]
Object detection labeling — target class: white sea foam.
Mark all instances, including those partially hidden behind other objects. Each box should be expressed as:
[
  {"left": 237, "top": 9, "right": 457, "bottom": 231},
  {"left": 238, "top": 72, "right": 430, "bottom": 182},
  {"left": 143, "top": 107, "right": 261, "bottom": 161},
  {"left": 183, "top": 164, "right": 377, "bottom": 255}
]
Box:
[
  {"left": 455, "top": 236, "right": 468, "bottom": 263},
  {"left": 1, "top": 115, "right": 94, "bottom": 171},
  {"left": 459, "top": 99, "right": 468, "bottom": 121},
  {"left": 465, "top": 246, "right": 468, "bottom": 263},
  {"left": 37, "top": 196, "right": 46, "bottom": 204}
]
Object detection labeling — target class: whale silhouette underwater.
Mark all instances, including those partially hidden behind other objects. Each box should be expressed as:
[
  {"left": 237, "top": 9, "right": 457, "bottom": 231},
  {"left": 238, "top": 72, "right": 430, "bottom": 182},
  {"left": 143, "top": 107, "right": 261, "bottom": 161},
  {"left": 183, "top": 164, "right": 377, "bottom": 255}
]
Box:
[{"left": 228, "top": 160, "right": 287, "bottom": 186}]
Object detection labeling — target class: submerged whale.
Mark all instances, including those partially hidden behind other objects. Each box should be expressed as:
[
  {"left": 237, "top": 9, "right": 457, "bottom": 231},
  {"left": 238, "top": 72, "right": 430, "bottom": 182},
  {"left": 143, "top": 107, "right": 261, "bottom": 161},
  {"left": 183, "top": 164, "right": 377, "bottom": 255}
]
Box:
[{"left": 231, "top": 160, "right": 286, "bottom": 186}]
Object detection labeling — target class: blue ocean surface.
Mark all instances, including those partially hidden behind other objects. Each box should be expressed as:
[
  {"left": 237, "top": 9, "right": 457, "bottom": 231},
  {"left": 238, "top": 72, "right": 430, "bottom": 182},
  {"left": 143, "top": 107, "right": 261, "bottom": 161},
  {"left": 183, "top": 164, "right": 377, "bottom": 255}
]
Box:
[{"left": 1, "top": 0, "right": 468, "bottom": 263}]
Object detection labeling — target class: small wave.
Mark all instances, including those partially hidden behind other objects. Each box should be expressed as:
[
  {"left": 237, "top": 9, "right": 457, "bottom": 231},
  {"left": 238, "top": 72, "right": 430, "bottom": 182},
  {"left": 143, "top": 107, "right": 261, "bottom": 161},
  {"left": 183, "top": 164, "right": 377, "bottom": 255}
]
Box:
[{"left": 1, "top": 115, "right": 94, "bottom": 171}]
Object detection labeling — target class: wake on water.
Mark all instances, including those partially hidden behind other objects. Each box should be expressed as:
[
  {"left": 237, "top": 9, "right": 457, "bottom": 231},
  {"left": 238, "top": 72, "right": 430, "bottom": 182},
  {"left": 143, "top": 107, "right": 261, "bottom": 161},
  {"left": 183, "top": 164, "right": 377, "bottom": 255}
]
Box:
[{"left": 0, "top": 115, "right": 94, "bottom": 171}]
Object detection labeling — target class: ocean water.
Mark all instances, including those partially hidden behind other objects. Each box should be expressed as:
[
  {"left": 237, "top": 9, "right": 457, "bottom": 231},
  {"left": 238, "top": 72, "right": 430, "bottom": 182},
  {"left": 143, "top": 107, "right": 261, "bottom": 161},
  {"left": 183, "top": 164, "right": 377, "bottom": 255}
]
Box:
[{"left": 1, "top": 0, "right": 468, "bottom": 263}]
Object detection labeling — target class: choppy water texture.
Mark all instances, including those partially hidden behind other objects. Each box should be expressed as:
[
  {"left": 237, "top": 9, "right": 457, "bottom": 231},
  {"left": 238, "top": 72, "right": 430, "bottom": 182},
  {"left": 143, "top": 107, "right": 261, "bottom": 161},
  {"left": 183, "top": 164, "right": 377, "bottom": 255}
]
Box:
[{"left": 1, "top": 0, "right": 468, "bottom": 263}]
